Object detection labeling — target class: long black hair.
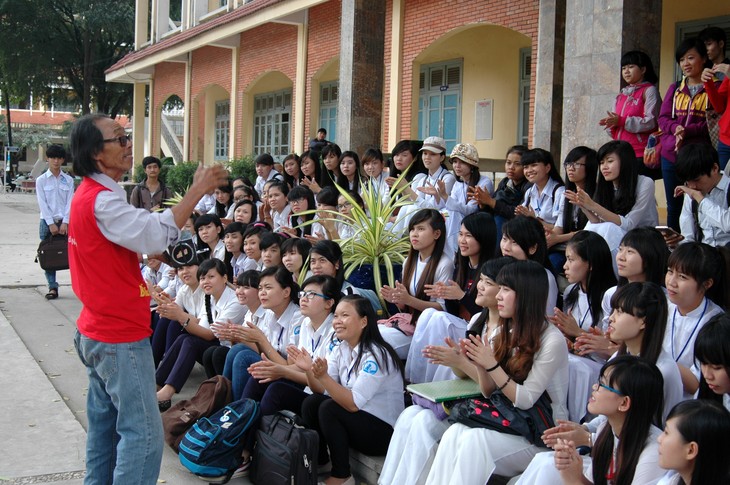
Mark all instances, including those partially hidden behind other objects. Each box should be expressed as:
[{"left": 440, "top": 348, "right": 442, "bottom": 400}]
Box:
[
  {"left": 320, "top": 143, "right": 342, "bottom": 188},
  {"left": 310, "top": 240, "right": 345, "bottom": 288},
  {"left": 594, "top": 140, "right": 639, "bottom": 216},
  {"left": 300, "top": 274, "right": 341, "bottom": 314},
  {"left": 620, "top": 50, "right": 658, "bottom": 85},
  {"left": 211, "top": 180, "right": 233, "bottom": 218},
  {"left": 336, "top": 150, "right": 363, "bottom": 193},
  {"left": 561, "top": 146, "right": 598, "bottom": 233},
  {"left": 401, "top": 209, "right": 447, "bottom": 320},
  {"left": 617, "top": 227, "right": 669, "bottom": 286},
  {"left": 282, "top": 153, "right": 302, "bottom": 188},
  {"left": 611, "top": 282, "right": 667, "bottom": 364},
  {"left": 259, "top": 265, "right": 299, "bottom": 305},
  {"left": 564, "top": 231, "right": 616, "bottom": 327},
  {"left": 520, "top": 148, "right": 565, "bottom": 186},
  {"left": 300, "top": 150, "right": 323, "bottom": 185},
  {"left": 388, "top": 140, "right": 426, "bottom": 181},
  {"left": 591, "top": 355, "right": 663, "bottom": 485},
  {"left": 454, "top": 212, "right": 497, "bottom": 302},
  {"left": 467, "top": 257, "right": 515, "bottom": 337},
  {"left": 694, "top": 313, "right": 730, "bottom": 403},
  {"left": 197, "top": 258, "right": 229, "bottom": 326},
  {"left": 338, "top": 295, "right": 404, "bottom": 382},
  {"left": 493, "top": 260, "right": 550, "bottom": 383},
  {"left": 501, "top": 215, "right": 549, "bottom": 268},
  {"left": 665, "top": 400, "right": 730, "bottom": 485},
  {"left": 287, "top": 185, "right": 316, "bottom": 237},
  {"left": 667, "top": 242, "right": 726, "bottom": 309}
]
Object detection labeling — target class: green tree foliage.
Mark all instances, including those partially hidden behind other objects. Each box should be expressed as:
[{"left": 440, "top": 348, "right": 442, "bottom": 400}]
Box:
[
  {"left": 227, "top": 155, "right": 256, "bottom": 183},
  {"left": 0, "top": 0, "right": 135, "bottom": 118}
]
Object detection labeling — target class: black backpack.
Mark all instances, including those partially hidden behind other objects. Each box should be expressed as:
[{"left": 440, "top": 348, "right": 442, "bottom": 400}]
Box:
[{"left": 251, "top": 410, "right": 319, "bottom": 485}]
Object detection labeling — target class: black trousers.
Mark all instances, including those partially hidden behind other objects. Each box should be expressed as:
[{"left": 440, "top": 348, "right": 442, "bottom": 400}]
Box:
[
  {"left": 201, "top": 344, "right": 229, "bottom": 378},
  {"left": 301, "top": 394, "right": 393, "bottom": 479}
]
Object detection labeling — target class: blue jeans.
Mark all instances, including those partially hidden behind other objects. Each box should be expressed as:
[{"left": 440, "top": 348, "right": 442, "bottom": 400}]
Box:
[
  {"left": 39, "top": 220, "right": 58, "bottom": 290},
  {"left": 223, "top": 343, "right": 261, "bottom": 400},
  {"left": 661, "top": 157, "right": 682, "bottom": 231},
  {"left": 718, "top": 140, "right": 730, "bottom": 171},
  {"left": 74, "top": 330, "right": 163, "bottom": 485}
]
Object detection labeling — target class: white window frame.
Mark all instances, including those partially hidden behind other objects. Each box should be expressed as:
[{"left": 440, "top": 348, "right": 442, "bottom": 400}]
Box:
[
  {"left": 418, "top": 59, "right": 462, "bottom": 153},
  {"left": 214, "top": 100, "right": 230, "bottom": 161},
  {"left": 253, "top": 89, "right": 292, "bottom": 161},
  {"left": 319, "top": 80, "right": 338, "bottom": 145}
]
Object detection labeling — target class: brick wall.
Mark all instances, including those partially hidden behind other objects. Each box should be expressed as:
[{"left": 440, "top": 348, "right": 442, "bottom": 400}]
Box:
[
  {"left": 303, "top": 0, "right": 342, "bottom": 147},
  {"left": 382, "top": 0, "right": 539, "bottom": 149},
  {"left": 235, "top": 23, "right": 298, "bottom": 157}
]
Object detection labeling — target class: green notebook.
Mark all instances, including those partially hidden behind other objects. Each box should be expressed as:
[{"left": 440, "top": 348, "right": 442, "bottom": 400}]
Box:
[{"left": 407, "top": 379, "right": 482, "bottom": 403}]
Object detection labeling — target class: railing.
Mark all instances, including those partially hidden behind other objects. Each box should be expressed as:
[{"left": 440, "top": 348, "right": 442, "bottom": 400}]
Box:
[{"left": 161, "top": 113, "right": 184, "bottom": 163}]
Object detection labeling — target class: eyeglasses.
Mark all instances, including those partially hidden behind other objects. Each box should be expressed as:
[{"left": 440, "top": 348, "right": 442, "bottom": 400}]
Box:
[
  {"left": 337, "top": 202, "right": 352, "bottom": 210},
  {"left": 594, "top": 381, "right": 624, "bottom": 396},
  {"left": 103, "top": 134, "right": 132, "bottom": 147},
  {"left": 298, "top": 290, "right": 331, "bottom": 300},
  {"left": 565, "top": 161, "right": 586, "bottom": 170}
]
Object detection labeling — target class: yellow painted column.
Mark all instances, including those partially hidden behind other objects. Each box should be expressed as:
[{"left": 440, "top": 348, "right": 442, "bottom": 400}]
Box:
[
  {"left": 184, "top": 53, "right": 192, "bottom": 163},
  {"left": 229, "top": 46, "right": 239, "bottom": 160},
  {"left": 386, "top": 0, "right": 404, "bottom": 150},
  {"left": 135, "top": 0, "right": 149, "bottom": 49},
  {"left": 294, "top": 13, "right": 309, "bottom": 154},
  {"left": 133, "top": 82, "right": 147, "bottom": 165}
]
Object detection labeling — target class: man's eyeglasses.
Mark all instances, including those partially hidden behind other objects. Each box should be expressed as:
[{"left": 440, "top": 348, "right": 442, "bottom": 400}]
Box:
[
  {"left": 565, "top": 161, "right": 586, "bottom": 170},
  {"left": 298, "top": 290, "right": 331, "bottom": 300},
  {"left": 103, "top": 134, "right": 132, "bottom": 147}
]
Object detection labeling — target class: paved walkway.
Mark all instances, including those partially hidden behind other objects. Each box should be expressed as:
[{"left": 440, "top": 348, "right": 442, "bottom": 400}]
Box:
[{"left": 0, "top": 192, "right": 249, "bottom": 484}]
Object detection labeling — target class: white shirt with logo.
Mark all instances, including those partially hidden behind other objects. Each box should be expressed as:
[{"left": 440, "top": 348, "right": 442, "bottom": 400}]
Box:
[{"left": 326, "top": 340, "right": 404, "bottom": 426}]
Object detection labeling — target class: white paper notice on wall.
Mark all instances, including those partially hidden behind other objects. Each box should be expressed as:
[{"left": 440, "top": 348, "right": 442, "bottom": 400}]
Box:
[{"left": 475, "top": 99, "right": 494, "bottom": 141}]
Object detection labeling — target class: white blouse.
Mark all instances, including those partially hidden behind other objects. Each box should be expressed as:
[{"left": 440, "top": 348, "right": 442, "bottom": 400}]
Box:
[{"left": 326, "top": 340, "right": 404, "bottom": 426}]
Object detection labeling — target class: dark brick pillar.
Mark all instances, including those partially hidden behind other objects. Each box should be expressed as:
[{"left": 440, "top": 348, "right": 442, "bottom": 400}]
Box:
[
  {"left": 337, "top": 0, "right": 386, "bottom": 154},
  {"left": 560, "top": 0, "right": 662, "bottom": 158}
]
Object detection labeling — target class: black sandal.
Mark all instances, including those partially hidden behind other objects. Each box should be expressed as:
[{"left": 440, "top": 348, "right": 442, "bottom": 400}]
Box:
[{"left": 45, "top": 289, "right": 58, "bottom": 300}]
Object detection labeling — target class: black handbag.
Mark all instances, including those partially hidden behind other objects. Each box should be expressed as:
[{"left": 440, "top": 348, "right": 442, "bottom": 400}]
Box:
[
  {"left": 36, "top": 234, "right": 69, "bottom": 271},
  {"left": 250, "top": 410, "right": 319, "bottom": 485},
  {"left": 449, "top": 390, "right": 555, "bottom": 448}
]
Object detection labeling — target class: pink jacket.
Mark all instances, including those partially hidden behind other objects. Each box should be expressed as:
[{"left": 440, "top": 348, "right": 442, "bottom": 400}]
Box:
[{"left": 610, "top": 82, "right": 660, "bottom": 158}]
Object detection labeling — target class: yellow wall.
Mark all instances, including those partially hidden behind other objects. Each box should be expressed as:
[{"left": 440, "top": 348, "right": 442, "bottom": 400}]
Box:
[
  {"left": 309, "top": 57, "right": 339, "bottom": 142},
  {"left": 659, "top": 0, "right": 730, "bottom": 94},
  {"left": 202, "top": 84, "right": 230, "bottom": 164},
  {"left": 412, "top": 24, "right": 530, "bottom": 160},
  {"left": 242, "top": 71, "right": 294, "bottom": 155}
]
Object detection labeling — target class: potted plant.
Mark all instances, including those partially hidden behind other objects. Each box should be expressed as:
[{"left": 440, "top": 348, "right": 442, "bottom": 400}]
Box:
[{"left": 296, "top": 170, "right": 415, "bottom": 312}]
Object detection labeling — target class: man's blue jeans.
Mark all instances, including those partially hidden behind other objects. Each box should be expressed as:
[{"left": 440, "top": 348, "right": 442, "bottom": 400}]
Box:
[
  {"left": 39, "top": 220, "right": 58, "bottom": 290},
  {"left": 74, "top": 330, "right": 163, "bottom": 484}
]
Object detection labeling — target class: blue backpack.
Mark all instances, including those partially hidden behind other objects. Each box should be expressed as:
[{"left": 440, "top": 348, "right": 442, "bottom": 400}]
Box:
[{"left": 179, "top": 398, "right": 260, "bottom": 482}]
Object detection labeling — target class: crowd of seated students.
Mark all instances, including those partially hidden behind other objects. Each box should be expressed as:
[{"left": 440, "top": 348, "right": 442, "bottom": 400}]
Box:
[{"left": 137, "top": 32, "right": 730, "bottom": 484}]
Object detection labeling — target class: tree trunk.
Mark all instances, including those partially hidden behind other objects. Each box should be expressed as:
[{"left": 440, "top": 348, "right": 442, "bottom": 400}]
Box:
[
  {"left": 2, "top": 86, "right": 12, "bottom": 146},
  {"left": 82, "top": 29, "right": 92, "bottom": 114}
]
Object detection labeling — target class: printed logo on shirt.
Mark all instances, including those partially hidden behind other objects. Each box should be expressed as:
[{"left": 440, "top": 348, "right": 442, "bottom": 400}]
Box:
[
  {"left": 293, "top": 325, "right": 301, "bottom": 336},
  {"left": 362, "top": 359, "right": 379, "bottom": 375},
  {"left": 139, "top": 284, "right": 150, "bottom": 297}
]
